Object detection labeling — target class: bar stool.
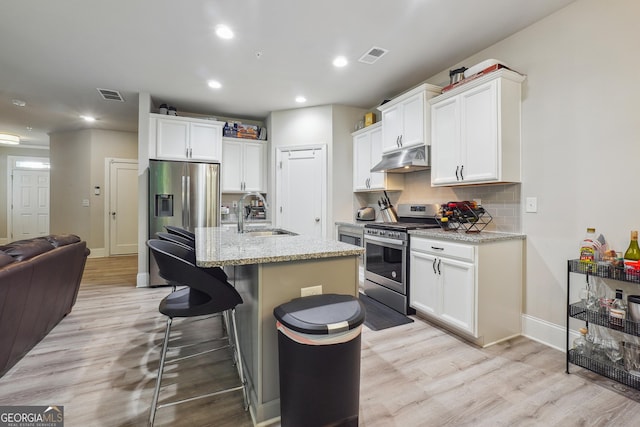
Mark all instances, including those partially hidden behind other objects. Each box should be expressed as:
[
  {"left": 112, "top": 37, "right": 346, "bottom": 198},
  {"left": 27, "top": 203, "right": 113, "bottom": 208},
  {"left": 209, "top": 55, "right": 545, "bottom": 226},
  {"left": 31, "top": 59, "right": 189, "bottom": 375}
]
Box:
[
  {"left": 156, "top": 231, "right": 194, "bottom": 249},
  {"left": 156, "top": 232, "right": 228, "bottom": 283},
  {"left": 165, "top": 225, "right": 195, "bottom": 242},
  {"left": 147, "top": 239, "right": 249, "bottom": 426}
]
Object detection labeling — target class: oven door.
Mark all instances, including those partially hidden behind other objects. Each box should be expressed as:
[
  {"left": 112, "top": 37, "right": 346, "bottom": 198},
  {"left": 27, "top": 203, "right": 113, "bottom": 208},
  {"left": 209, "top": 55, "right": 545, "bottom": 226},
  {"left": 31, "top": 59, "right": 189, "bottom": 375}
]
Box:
[{"left": 364, "top": 234, "right": 407, "bottom": 294}]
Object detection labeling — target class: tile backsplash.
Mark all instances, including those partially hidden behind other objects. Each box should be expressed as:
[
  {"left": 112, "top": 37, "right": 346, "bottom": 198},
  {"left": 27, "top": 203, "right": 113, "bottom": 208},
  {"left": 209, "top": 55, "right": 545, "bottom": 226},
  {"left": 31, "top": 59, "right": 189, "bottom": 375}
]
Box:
[{"left": 355, "top": 170, "right": 522, "bottom": 233}]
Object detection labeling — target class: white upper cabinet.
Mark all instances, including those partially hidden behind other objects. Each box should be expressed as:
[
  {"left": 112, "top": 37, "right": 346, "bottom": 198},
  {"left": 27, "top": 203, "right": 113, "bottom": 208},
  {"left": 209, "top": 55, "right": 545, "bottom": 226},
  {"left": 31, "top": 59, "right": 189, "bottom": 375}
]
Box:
[
  {"left": 430, "top": 69, "right": 525, "bottom": 187},
  {"left": 352, "top": 123, "right": 403, "bottom": 192},
  {"left": 149, "top": 114, "right": 224, "bottom": 161},
  {"left": 377, "top": 83, "right": 442, "bottom": 153},
  {"left": 221, "top": 138, "right": 266, "bottom": 193}
]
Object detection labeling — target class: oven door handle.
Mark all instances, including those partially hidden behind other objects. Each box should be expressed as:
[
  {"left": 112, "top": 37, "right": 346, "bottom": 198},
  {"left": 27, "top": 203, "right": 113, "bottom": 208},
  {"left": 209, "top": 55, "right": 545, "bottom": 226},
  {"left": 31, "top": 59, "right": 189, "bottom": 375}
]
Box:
[{"left": 365, "top": 234, "right": 405, "bottom": 248}]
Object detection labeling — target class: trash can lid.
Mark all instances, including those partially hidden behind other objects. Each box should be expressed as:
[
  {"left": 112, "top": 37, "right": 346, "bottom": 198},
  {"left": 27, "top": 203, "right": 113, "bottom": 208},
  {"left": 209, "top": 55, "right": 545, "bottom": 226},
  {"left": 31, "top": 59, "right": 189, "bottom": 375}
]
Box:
[{"left": 273, "top": 294, "right": 365, "bottom": 335}]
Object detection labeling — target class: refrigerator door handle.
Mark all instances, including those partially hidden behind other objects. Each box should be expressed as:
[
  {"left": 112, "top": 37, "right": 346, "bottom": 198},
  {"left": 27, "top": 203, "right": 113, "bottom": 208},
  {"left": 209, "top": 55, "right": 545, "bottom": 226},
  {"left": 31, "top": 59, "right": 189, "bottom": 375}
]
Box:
[
  {"left": 185, "top": 175, "right": 191, "bottom": 229},
  {"left": 181, "top": 175, "right": 187, "bottom": 226}
]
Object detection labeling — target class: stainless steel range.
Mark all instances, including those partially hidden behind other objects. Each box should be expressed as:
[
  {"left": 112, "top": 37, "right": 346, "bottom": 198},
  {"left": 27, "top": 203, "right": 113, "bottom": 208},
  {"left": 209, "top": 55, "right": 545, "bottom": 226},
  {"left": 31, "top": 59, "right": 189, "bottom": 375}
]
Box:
[{"left": 363, "top": 204, "right": 440, "bottom": 315}]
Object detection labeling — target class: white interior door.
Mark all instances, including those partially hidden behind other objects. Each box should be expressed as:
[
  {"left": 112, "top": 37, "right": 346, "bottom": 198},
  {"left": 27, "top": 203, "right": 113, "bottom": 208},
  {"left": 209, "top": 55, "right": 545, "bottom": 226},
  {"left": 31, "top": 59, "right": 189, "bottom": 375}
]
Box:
[
  {"left": 109, "top": 160, "right": 138, "bottom": 255},
  {"left": 276, "top": 147, "right": 325, "bottom": 237},
  {"left": 11, "top": 169, "right": 50, "bottom": 240}
]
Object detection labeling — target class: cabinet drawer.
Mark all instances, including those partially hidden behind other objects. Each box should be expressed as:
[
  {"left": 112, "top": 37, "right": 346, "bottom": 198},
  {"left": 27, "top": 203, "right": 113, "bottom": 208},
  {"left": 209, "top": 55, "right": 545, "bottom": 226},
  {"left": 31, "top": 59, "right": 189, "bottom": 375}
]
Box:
[{"left": 411, "top": 237, "right": 474, "bottom": 262}]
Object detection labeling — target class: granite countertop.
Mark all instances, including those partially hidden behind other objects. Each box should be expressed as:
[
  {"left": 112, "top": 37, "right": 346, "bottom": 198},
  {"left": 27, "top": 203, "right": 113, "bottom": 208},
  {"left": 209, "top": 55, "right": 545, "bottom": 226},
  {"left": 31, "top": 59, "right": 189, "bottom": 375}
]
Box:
[
  {"left": 409, "top": 228, "right": 526, "bottom": 243},
  {"left": 194, "top": 227, "right": 364, "bottom": 267},
  {"left": 335, "top": 221, "right": 369, "bottom": 228}
]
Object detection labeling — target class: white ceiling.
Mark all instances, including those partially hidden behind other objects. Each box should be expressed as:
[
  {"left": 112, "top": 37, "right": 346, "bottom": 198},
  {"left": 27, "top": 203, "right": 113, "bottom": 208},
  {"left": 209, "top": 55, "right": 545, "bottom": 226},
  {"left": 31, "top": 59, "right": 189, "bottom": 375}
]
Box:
[{"left": 0, "top": 0, "right": 576, "bottom": 147}]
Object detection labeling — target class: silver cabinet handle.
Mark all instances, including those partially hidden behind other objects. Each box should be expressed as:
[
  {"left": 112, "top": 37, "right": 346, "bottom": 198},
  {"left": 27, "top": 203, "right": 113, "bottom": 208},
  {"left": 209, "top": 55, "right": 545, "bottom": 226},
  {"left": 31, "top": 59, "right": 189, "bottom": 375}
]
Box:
[
  {"left": 431, "top": 246, "right": 444, "bottom": 251},
  {"left": 399, "top": 135, "right": 403, "bottom": 146},
  {"left": 460, "top": 165, "right": 464, "bottom": 180},
  {"left": 437, "top": 259, "right": 441, "bottom": 275},
  {"left": 455, "top": 166, "right": 460, "bottom": 181},
  {"left": 432, "top": 258, "right": 437, "bottom": 274}
]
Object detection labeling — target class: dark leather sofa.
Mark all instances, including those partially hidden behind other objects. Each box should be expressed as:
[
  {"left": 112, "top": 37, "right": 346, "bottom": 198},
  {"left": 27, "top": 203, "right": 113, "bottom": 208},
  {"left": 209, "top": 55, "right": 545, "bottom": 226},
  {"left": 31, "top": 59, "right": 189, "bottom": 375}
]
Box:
[{"left": 0, "top": 234, "right": 89, "bottom": 377}]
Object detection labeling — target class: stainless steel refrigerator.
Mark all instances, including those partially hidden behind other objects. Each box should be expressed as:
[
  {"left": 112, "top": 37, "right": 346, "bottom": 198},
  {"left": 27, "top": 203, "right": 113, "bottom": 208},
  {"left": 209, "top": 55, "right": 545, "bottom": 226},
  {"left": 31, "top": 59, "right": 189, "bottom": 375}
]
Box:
[{"left": 148, "top": 159, "right": 220, "bottom": 286}]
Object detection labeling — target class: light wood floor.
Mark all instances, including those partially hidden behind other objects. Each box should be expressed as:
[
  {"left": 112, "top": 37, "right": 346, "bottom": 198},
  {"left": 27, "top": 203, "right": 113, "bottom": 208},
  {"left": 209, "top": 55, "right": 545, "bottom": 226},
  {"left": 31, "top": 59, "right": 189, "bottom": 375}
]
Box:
[{"left": 2, "top": 255, "right": 640, "bottom": 426}]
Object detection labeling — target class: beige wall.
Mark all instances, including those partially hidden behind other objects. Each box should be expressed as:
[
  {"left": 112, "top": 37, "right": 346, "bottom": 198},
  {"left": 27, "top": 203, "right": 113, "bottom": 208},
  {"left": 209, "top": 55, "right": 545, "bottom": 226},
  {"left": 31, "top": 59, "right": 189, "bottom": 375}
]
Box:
[
  {"left": 268, "top": 104, "right": 366, "bottom": 237},
  {"left": 0, "top": 146, "right": 50, "bottom": 241},
  {"left": 418, "top": 0, "right": 640, "bottom": 342},
  {"left": 50, "top": 129, "right": 137, "bottom": 252}
]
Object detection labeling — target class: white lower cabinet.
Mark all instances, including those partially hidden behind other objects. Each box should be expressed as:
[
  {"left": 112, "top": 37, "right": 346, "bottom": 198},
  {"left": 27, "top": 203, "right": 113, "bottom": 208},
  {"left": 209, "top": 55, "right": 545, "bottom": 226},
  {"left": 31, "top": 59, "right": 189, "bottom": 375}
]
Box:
[{"left": 410, "top": 235, "right": 523, "bottom": 347}]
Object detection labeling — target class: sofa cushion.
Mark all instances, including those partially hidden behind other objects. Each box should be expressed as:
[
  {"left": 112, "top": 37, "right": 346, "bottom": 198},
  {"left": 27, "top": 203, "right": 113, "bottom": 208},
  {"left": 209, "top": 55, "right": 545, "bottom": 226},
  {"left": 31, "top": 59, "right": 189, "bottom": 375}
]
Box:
[
  {"left": 45, "top": 234, "right": 81, "bottom": 248},
  {"left": 0, "top": 239, "right": 55, "bottom": 261},
  {"left": 0, "top": 250, "right": 14, "bottom": 267}
]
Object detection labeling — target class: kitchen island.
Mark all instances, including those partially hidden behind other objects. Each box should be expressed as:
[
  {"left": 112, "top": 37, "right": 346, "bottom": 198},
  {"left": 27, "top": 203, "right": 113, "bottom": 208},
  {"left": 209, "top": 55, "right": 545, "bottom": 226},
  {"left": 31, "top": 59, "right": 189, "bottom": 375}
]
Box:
[{"left": 195, "top": 227, "right": 363, "bottom": 426}]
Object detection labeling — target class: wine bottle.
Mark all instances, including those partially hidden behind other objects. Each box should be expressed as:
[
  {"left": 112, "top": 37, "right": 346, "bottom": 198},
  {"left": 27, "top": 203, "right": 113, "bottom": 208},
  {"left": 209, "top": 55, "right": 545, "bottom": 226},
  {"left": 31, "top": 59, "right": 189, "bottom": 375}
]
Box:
[{"left": 624, "top": 230, "right": 640, "bottom": 265}]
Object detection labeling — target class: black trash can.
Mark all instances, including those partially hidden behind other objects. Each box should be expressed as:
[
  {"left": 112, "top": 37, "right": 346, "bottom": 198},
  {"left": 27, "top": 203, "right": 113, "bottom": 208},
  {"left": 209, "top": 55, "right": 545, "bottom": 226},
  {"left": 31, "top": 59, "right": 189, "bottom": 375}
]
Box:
[{"left": 273, "top": 293, "right": 366, "bottom": 427}]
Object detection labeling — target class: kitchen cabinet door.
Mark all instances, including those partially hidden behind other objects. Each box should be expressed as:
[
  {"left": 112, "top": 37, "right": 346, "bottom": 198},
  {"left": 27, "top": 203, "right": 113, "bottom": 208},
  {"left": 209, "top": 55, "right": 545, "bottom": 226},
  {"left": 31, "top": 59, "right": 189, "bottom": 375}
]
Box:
[
  {"left": 409, "top": 250, "right": 439, "bottom": 316},
  {"left": 429, "top": 69, "right": 524, "bottom": 187},
  {"left": 367, "top": 125, "right": 385, "bottom": 189},
  {"left": 243, "top": 142, "right": 266, "bottom": 192},
  {"left": 431, "top": 97, "right": 460, "bottom": 185},
  {"left": 156, "top": 118, "right": 189, "bottom": 159},
  {"left": 460, "top": 81, "right": 499, "bottom": 183},
  {"left": 352, "top": 123, "right": 402, "bottom": 192},
  {"left": 440, "top": 257, "right": 475, "bottom": 334},
  {"left": 189, "top": 122, "right": 223, "bottom": 161},
  {"left": 400, "top": 92, "right": 425, "bottom": 149},
  {"left": 221, "top": 139, "right": 244, "bottom": 192},
  {"left": 380, "top": 103, "right": 403, "bottom": 153},
  {"left": 353, "top": 131, "right": 373, "bottom": 191},
  {"left": 152, "top": 114, "right": 223, "bottom": 161},
  {"left": 378, "top": 83, "right": 441, "bottom": 154},
  {"left": 221, "top": 138, "right": 266, "bottom": 192}
]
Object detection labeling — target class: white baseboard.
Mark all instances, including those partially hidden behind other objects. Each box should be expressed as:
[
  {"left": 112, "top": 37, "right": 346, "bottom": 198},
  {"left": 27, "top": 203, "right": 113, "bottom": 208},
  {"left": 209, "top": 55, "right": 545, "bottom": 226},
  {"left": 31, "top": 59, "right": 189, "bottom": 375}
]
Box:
[
  {"left": 0, "top": 237, "right": 8, "bottom": 245},
  {"left": 137, "top": 272, "right": 149, "bottom": 288},
  {"left": 521, "top": 314, "right": 578, "bottom": 353},
  {"left": 88, "top": 248, "right": 106, "bottom": 258}
]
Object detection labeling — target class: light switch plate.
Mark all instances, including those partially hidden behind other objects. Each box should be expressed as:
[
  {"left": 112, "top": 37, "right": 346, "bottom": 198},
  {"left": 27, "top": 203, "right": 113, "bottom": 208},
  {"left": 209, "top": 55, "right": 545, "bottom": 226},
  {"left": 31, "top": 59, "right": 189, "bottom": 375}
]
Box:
[
  {"left": 301, "top": 285, "right": 322, "bottom": 297},
  {"left": 526, "top": 197, "right": 537, "bottom": 213},
  {"left": 82, "top": 199, "right": 90, "bottom": 207}
]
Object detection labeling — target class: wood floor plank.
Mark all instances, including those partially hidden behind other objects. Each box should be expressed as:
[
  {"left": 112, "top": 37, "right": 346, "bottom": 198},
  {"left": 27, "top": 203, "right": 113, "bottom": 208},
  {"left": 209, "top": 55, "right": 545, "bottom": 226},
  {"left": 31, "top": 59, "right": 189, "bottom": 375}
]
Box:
[{"left": 2, "top": 255, "right": 640, "bottom": 426}]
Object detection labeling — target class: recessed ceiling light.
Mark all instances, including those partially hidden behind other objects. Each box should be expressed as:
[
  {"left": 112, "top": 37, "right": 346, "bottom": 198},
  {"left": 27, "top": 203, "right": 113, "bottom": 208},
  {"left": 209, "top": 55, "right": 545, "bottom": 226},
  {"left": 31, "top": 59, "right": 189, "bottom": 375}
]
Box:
[
  {"left": 215, "top": 25, "right": 234, "bottom": 40},
  {"left": 333, "top": 56, "right": 348, "bottom": 67},
  {"left": 208, "top": 80, "right": 222, "bottom": 89},
  {"left": 295, "top": 96, "right": 307, "bottom": 103},
  {"left": 80, "top": 115, "right": 96, "bottom": 122},
  {"left": 0, "top": 133, "right": 20, "bottom": 145},
  {"left": 26, "top": 126, "right": 33, "bottom": 131},
  {"left": 12, "top": 99, "right": 26, "bottom": 107}
]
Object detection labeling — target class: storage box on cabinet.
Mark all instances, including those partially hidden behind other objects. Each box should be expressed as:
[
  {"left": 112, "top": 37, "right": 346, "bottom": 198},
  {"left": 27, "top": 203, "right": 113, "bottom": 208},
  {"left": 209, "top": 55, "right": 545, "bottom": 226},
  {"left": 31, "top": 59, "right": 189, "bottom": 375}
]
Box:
[
  {"left": 377, "top": 83, "right": 441, "bottom": 154},
  {"left": 352, "top": 123, "right": 403, "bottom": 192},
  {"left": 430, "top": 69, "right": 525, "bottom": 187},
  {"left": 149, "top": 113, "right": 224, "bottom": 161}
]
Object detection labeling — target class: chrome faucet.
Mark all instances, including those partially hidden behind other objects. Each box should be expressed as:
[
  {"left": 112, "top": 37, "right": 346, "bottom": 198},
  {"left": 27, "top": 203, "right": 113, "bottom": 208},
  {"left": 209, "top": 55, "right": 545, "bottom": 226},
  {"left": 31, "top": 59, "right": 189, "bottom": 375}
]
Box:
[{"left": 237, "top": 192, "right": 268, "bottom": 233}]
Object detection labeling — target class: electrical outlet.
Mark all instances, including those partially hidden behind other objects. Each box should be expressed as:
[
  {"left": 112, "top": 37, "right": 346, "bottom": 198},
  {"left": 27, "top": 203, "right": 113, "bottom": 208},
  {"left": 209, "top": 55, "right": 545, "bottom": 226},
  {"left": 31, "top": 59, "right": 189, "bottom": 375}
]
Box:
[
  {"left": 526, "top": 197, "right": 538, "bottom": 213},
  {"left": 301, "top": 285, "right": 322, "bottom": 297}
]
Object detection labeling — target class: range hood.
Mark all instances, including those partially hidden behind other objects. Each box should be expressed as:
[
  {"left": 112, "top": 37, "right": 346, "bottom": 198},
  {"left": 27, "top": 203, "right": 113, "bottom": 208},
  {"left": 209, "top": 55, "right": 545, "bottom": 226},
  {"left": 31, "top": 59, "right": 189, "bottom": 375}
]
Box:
[{"left": 370, "top": 145, "right": 430, "bottom": 173}]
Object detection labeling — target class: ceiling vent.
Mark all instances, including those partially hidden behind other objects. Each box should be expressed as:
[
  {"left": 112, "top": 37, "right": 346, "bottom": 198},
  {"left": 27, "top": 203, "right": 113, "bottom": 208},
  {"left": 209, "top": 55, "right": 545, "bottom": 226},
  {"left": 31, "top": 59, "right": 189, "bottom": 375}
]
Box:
[
  {"left": 97, "top": 88, "right": 125, "bottom": 102},
  {"left": 358, "top": 46, "right": 388, "bottom": 65}
]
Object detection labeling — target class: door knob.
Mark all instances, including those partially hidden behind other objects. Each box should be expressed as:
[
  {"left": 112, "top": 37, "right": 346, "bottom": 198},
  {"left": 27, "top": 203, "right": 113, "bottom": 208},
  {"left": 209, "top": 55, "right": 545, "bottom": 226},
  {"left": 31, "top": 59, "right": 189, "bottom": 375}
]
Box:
[
  {"left": 111, "top": 212, "right": 116, "bottom": 219},
  {"left": 315, "top": 217, "right": 320, "bottom": 222}
]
